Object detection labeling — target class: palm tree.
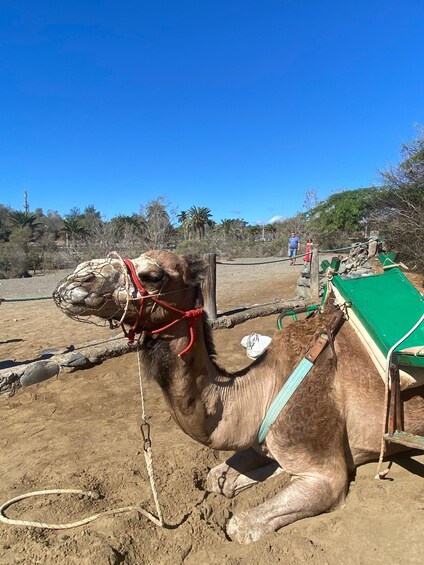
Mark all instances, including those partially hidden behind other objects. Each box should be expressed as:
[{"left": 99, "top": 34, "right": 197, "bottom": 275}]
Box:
[
  {"left": 177, "top": 210, "right": 190, "bottom": 239},
  {"left": 61, "top": 217, "right": 88, "bottom": 247},
  {"left": 9, "top": 210, "right": 39, "bottom": 231},
  {"left": 218, "top": 218, "right": 248, "bottom": 241},
  {"left": 232, "top": 218, "right": 248, "bottom": 240},
  {"left": 218, "top": 218, "right": 233, "bottom": 242},
  {"left": 177, "top": 211, "right": 188, "bottom": 223},
  {"left": 187, "top": 206, "right": 213, "bottom": 239},
  {"left": 112, "top": 214, "right": 145, "bottom": 236}
]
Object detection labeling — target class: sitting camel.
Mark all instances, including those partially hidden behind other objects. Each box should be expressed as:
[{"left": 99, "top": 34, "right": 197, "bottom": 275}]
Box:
[{"left": 53, "top": 250, "right": 424, "bottom": 544}]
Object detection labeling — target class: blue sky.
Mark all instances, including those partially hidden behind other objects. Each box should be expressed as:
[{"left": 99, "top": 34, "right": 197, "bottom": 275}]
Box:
[{"left": 1, "top": 1, "right": 423, "bottom": 226}]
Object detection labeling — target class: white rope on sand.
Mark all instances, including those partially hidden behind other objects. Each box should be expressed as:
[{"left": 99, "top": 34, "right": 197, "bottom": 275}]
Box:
[
  {"left": 0, "top": 341, "right": 165, "bottom": 530},
  {"left": 0, "top": 489, "right": 163, "bottom": 529},
  {"left": 0, "top": 470, "right": 164, "bottom": 531},
  {"left": 136, "top": 344, "right": 164, "bottom": 526}
]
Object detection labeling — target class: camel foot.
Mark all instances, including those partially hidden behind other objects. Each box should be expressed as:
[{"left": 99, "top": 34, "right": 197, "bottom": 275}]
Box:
[
  {"left": 227, "top": 472, "right": 348, "bottom": 543},
  {"left": 227, "top": 512, "right": 274, "bottom": 544}
]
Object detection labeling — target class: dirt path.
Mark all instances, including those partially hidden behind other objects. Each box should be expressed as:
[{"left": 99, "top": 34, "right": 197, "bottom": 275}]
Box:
[{"left": 0, "top": 259, "right": 423, "bottom": 564}]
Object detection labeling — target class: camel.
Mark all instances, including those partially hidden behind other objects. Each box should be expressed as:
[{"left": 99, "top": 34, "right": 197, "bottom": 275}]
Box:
[{"left": 53, "top": 250, "right": 424, "bottom": 544}]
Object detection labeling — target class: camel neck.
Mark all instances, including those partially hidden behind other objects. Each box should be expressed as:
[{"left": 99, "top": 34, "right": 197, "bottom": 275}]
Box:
[{"left": 140, "top": 321, "right": 270, "bottom": 451}]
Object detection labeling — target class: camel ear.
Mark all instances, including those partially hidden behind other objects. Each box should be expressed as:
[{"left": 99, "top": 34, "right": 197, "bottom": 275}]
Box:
[{"left": 182, "top": 255, "right": 207, "bottom": 286}]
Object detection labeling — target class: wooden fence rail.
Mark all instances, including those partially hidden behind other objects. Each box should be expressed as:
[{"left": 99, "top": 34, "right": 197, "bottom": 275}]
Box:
[{"left": 202, "top": 251, "right": 321, "bottom": 323}]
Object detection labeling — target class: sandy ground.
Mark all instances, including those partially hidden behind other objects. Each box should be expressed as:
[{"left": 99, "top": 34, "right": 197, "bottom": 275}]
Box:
[{"left": 0, "top": 258, "right": 423, "bottom": 564}]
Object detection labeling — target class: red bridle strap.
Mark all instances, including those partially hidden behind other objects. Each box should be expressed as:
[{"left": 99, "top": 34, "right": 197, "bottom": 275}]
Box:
[{"left": 122, "top": 258, "right": 203, "bottom": 357}]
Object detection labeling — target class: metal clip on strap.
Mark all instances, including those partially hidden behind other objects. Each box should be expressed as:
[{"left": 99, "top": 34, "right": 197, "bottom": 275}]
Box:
[
  {"left": 140, "top": 419, "right": 151, "bottom": 451},
  {"left": 305, "top": 334, "right": 329, "bottom": 363}
]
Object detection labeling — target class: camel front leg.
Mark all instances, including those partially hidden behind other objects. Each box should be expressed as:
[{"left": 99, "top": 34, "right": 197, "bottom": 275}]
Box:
[
  {"left": 227, "top": 472, "right": 348, "bottom": 544},
  {"left": 206, "top": 448, "right": 282, "bottom": 498}
]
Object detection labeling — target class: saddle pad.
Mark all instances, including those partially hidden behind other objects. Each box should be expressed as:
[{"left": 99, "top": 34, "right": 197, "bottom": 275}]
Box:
[
  {"left": 331, "top": 268, "right": 424, "bottom": 366},
  {"left": 330, "top": 271, "right": 424, "bottom": 390}
]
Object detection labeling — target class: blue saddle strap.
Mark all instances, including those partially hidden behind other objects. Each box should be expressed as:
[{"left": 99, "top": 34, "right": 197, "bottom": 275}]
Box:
[
  {"left": 256, "top": 309, "right": 345, "bottom": 444},
  {"left": 257, "top": 357, "right": 314, "bottom": 444}
]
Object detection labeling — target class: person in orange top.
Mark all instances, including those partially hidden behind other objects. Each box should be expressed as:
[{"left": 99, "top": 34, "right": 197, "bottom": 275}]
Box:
[{"left": 304, "top": 238, "right": 313, "bottom": 267}]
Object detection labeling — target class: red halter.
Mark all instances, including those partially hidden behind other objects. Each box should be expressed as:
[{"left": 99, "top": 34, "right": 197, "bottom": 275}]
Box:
[{"left": 122, "top": 258, "right": 203, "bottom": 357}]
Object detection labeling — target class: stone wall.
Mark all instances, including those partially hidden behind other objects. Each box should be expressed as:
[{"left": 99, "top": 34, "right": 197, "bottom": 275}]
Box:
[{"left": 296, "top": 238, "right": 381, "bottom": 300}]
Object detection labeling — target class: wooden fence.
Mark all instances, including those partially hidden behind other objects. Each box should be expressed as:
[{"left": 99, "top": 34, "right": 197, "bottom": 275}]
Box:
[{"left": 202, "top": 249, "right": 320, "bottom": 328}]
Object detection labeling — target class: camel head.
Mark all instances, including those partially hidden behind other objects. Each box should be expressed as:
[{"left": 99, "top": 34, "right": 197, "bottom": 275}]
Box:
[{"left": 53, "top": 250, "right": 206, "bottom": 331}]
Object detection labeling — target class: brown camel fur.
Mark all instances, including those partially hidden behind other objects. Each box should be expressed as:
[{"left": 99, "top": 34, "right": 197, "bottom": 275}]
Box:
[{"left": 53, "top": 250, "right": 424, "bottom": 544}]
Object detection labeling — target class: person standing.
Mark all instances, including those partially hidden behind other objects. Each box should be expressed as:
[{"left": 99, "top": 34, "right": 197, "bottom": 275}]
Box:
[
  {"left": 304, "top": 238, "right": 313, "bottom": 267},
  {"left": 288, "top": 231, "right": 300, "bottom": 266}
]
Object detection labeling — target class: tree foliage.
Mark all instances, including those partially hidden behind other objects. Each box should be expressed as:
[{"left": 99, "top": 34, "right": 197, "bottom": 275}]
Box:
[
  {"left": 307, "top": 188, "right": 377, "bottom": 247},
  {"left": 0, "top": 205, "right": 12, "bottom": 241},
  {"left": 2, "top": 132, "right": 424, "bottom": 278},
  {"left": 9, "top": 210, "right": 40, "bottom": 232},
  {"left": 143, "top": 198, "right": 174, "bottom": 250},
  {"left": 187, "top": 206, "right": 214, "bottom": 239},
  {"left": 61, "top": 217, "right": 88, "bottom": 246},
  {"left": 371, "top": 132, "right": 424, "bottom": 270}
]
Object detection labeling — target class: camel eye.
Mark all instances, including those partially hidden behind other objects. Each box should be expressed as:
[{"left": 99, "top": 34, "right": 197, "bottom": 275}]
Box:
[{"left": 139, "top": 271, "right": 164, "bottom": 284}]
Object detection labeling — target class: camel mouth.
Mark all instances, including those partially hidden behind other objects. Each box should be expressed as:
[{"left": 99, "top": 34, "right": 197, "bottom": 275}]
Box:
[
  {"left": 53, "top": 283, "right": 127, "bottom": 329},
  {"left": 53, "top": 283, "right": 94, "bottom": 316},
  {"left": 53, "top": 272, "right": 122, "bottom": 322}
]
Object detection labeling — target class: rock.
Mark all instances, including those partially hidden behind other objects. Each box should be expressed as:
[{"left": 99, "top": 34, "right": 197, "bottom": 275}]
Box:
[
  {"left": 20, "top": 361, "right": 60, "bottom": 387},
  {"left": 39, "top": 348, "right": 60, "bottom": 356},
  {"left": 297, "top": 277, "right": 310, "bottom": 287},
  {"left": 0, "top": 375, "right": 19, "bottom": 393},
  {"left": 60, "top": 352, "right": 90, "bottom": 368},
  {"left": 296, "top": 287, "right": 307, "bottom": 299},
  {"left": 40, "top": 347, "right": 70, "bottom": 356},
  {"left": 368, "top": 240, "right": 378, "bottom": 256}
]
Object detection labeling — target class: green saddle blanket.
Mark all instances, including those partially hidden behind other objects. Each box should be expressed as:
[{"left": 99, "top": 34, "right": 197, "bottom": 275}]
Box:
[{"left": 321, "top": 254, "right": 424, "bottom": 383}]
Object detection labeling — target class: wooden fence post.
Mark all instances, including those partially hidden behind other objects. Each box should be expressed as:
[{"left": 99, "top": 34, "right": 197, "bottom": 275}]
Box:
[
  {"left": 202, "top": 253, "right": 217, "bottom": 320},
  {"left": 310, "top": 243, "right": 320, "bottom": 301}
]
